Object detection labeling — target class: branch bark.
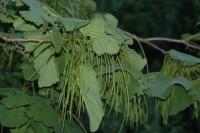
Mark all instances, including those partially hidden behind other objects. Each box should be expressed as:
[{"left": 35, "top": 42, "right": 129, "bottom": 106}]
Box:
[
  {"left": 0, "top": 43, "right": 29, "bottom": 58},
  {"left": 145, "top": 37, "right": 200, "bottom": 50},
  {"left": 118, "top": 29, "right": 167, "bottom": 54},
  {"left": 118, "top": 28, "right": 200, "bottom": 53},
  {"left": 0, "top": 35, "right": 49, "bottom": 43}
]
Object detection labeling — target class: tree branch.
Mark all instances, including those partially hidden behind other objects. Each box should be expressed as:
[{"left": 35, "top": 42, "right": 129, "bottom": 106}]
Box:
[
  {"left": 0, "top": 35, "right": 49, "bottom": 43},
  {"left": 118, "top": 29, "right": 167, "bottom": 54},
  {"left": 145, "top": 37, "right": 200, "bottom": 50},
  {"left": 0, "top": 33, "right": 48, "bottom": 58},
  {"left": 119, "top": 28, "right": 200, "bottom": 54},
  {"left": 0, "top": 43, "right": 29, "bottom": 58},
  {"left": 0, "top": 29, "right": 200, "bottom": 57}
]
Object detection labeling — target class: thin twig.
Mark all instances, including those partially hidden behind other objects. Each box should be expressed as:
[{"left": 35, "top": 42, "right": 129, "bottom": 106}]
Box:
[
  {"left": 0, "top": 43, "right": 29, "bottom": 57},
  {"left": 0, "top": 35, "right": 49, "bottom": 43},
  {"left": 119, "top": 28, "right": 200, "bottom": 53},
  {"left": 0, "top": 33, "right": 48, "bottom": 57},
  {"left": 145, "top": 37, "right": 200, "bottom": 50},
  {"left": 118, "top": 28, "right": 167, "bottom": 54}
]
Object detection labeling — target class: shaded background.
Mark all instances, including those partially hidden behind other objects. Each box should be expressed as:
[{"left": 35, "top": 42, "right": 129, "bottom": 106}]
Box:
[{"left": 96, "top": 0, "right": 200, "bottom": 37}]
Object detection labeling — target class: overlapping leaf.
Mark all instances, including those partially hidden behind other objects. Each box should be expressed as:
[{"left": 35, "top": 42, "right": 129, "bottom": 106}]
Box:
[
  {"left": 27, "top": 102, "right": 58, "bottom": 127},
  {"left": 13, "top": 18, "right": 37, "bottom": 31},
  {"left": 58, "top": 17, "right": 89, "bottom": 32},
  {"left": 0, "top": 106, "right": 28, "bottom": 128},
  {"left": 10, "top": 126, "right": 34, "bottom": 133},
  {"left": 80, "top": 16, "right": 120, "bottom": 55},
  {"left": 50, "top": 28, "right": 63, "bottom": 53},
  {"left": 33, "top": 48, "right": 59, "bottom": 87},
  {"left": 0, "top": 13, "right": 15, "bottom": 23},
  {"left": 121, "top": 48, "right": 147, "bottom": 78},
  {"left": 10, "top": 125, "right": 34, "bottom": 133},
  {"left": 168, "top": 49, "right": 200, "bottom": 66},
  {"left": 144, "top": 75, "right": 192, "bottom": 99},
  {"left": 77, "top": 65, "right": 104, "bottom": 132},
  {"left": 1, "top": 94, "right": 33, "bottom": 108},
  {"left": 21, "top": 62, "right": 39, "bottom": 81},
  {"left": 20, "top": 0, "right": 52, "bottom": 26},
  {"left": 32, "top": 121, "right": 52, "bottom": 133},
  {"left": 0, "top": 88, "right": 17, "bottom": 97},
  {"left": 169, "top": 86, "right": 192, "bottom": 115},
  {"left": 54, "top": 121, "right": 83, "bottom": 133}
]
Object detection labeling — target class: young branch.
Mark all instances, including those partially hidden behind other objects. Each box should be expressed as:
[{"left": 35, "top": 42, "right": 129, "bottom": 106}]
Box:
[
  {"left": 119, "top": 28, "right": 200, "bottom": 53},
  {"left": 0, "top": 33, "right": 49, "bottom": 57},
  {"left": 0, "top": 35, "right": 49, "bottom": 43},
  {"left": 118, "top": 29, "right": 167, "bottom": 54},
  {"left": 145, "top": 37, "right": 200, "bottom": 50},
  {"left": 0, "top": 43, "right": 29, "bottom": 58}
]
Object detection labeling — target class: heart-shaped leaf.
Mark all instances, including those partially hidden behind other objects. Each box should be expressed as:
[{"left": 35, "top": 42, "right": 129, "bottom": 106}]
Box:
[
  {"left": 144, "top": 75, "right": 192, "bottom": 99},
  {"left": 77, "top": 65, "right": 104, "bottom": 132},
  {"left": 0, "top": 106, "right": 28, "bottom": 128},
  {"left": 168, "top": 50, "right": 200, "bottom": 66}
]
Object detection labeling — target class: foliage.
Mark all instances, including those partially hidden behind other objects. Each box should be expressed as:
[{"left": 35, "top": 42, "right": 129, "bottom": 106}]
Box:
[{"left": 0, "top": 0, "right": 200, "bottom": 133}]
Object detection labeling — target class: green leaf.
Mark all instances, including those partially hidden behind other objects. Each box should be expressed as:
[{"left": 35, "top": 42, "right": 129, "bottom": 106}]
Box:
[
  {"left": 0, "top": 88, "right": 17, "bottom": 97},
  {"left": 0, "top": 13, "right": 15, "bottom": 23},
  {"left": 10, "top": 126, "right": 34, "bottom": 133},
  {"left": 181, "top": 33, "right": 200, "bottom": 41},
  {"left": 168, "top": 49, "right": 200, "bottom": 66},
  {"left": 1, "top": 94, "right": 33, "bottom": 108},
  {"left": 122, "top": 34, "right": 134, "bottom": 45},
  {"left": 33, "top": 48, "right": 59, "bottom": 87},
  {"left": 23, "top": 31, "right": 50, "bottom": 41},
  {"left": 32, "top": 122, "right": 51, "bottom": 133},
  {"left": 92, "top": 35, "right": 120, "bottom": 55},
  {"left": 54, "top": 121, "right": 83, "bottom": 133},
  {"left": 123, "top": 48, "right": 147, "bottom": 72},
  {"left": 58, "top": 17, "right": 89, "bottom": 32},
  {"left": 16, "top": 0, "right": 24, "bottom": 7},
  {"left": 38, "top": 57, "right": 59, "bottom": 87},
  {"left": 24, "top": 42, "right": 40, "bottom": 52},
  {"left": 13, "top": 18, "right": 36, "bottom": 31},
  {"left": 80, "top": 16, "right": 105, "bottom": 36},
  {"left": 188, "top": 84, "right": 200, "bottom": 100},
  {"left": 0, "top": 106, "right": 28, "bottom": 128},
  {"left": 105, "top": 28, "right": 133, "bottom": 45},
  {"left": 21, "top": 62, "right": 39, "bottom": 81},
  {"left": 50, "top": 28, "right": 63, "bottom": 53},
  {"left": 31, "top": 96, "right": 49, "bottom": 104},
  {"left": 22, "top": 0, "right": 41, "bottom": 9},
  {"left": 169, "top": 86, "right": 192, "bottom": 115},
  {"left": 27, "top": 103, "right": 58, "bottom": 127},
  {"left": 78, "top": 65, "right": 104, "bottom": 132},
  {"left": 55, "top": 51, "right": 67, "bottom": 74},
  {"left": 80, "top": 16, "right": 121, "bottom": 55},
  {"left": 20, "top": 0, "right": 52, "bottom": 26},
  {"left": 19, "top": 11, "right": 44, "bottom": 26},
  {"left": 104, "top": 13, "right": 118, "bottom": 27},
  {"left": 33, "top": 43, "right": 50, "bottom": 57},
  {"left": 144, "top": 75, "right": 192, "bottom": 99},
  {"left": 33, "top": 46, "right": 52, "bottom": 67},
  {"left": 128, "top": 77, "right": 144, "bottom": 99}
]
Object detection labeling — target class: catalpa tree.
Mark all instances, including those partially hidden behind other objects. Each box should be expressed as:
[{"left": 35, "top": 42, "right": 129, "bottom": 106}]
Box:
[{"left": 0, "top": 0, "right": 200, "bottom": 133}]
